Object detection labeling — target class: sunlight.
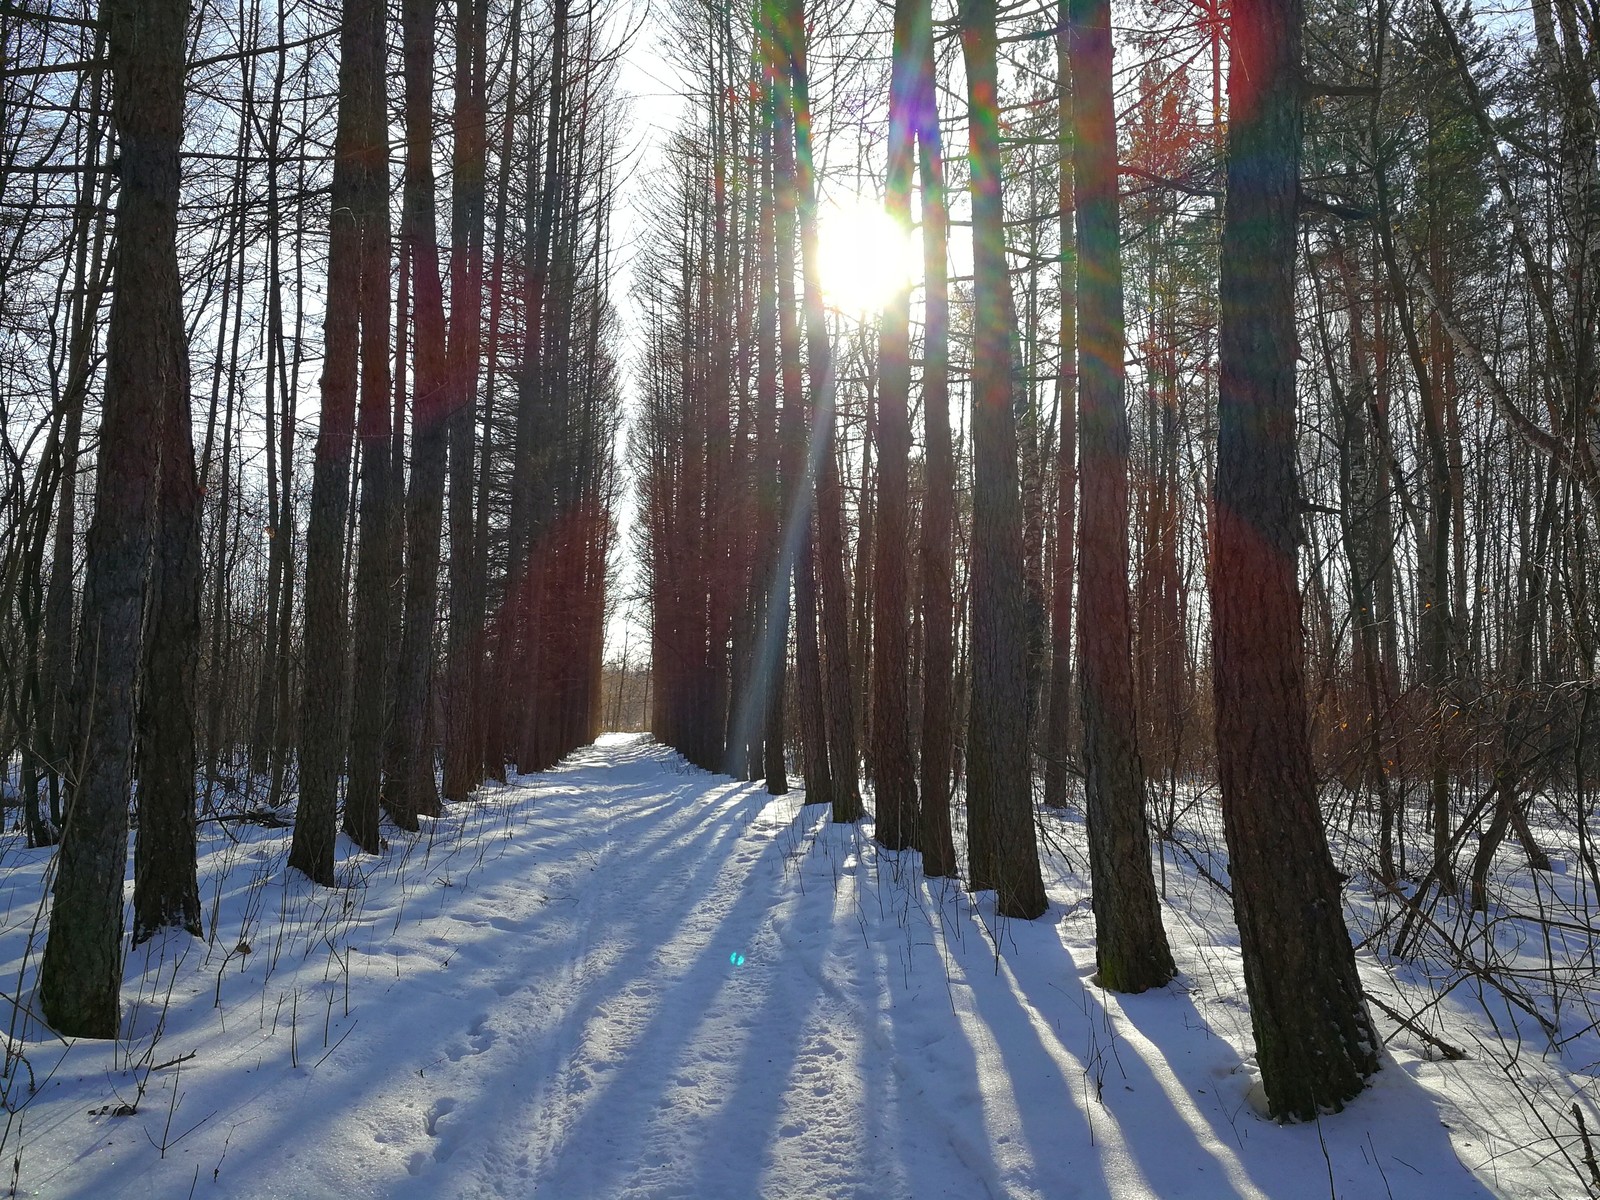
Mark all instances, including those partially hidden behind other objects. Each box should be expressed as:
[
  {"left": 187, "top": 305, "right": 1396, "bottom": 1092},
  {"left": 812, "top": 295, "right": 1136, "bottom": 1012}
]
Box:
[{"left": 815, "top": 195, "right": 919, "bottom": 317}]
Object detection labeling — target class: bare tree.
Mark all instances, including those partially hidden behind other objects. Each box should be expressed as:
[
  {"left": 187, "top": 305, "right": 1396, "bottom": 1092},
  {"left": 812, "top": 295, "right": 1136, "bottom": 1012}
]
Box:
[{"left": 39, "top": 0, "right": 191, "bottom": 1036}]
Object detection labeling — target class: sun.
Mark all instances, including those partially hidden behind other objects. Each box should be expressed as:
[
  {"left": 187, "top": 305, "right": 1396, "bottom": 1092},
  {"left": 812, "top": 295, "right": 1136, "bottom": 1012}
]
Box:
[{"left": 815, "top": 195, "right": 920, "bottom": 318}]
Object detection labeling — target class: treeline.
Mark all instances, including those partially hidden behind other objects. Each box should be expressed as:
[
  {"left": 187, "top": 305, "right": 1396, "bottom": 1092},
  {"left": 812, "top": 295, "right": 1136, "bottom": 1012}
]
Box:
[
  {"left": 0, "top": 0, "right": 623, "bottom": 1035},
  {"left": 633, "top": 0, "right": 1598, "bottom": 1123}
]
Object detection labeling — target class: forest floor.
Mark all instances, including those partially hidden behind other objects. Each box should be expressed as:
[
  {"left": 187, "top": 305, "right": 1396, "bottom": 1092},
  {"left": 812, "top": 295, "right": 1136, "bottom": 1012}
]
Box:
[{"left": 0, "top": 734, "right": 1594, "bottom": 1198}]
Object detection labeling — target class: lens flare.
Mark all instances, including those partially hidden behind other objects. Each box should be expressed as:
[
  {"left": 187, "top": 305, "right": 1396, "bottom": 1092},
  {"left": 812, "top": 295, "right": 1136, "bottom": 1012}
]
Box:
[{"left": 815, "top": 196, "right": 918, "bottom": 317}]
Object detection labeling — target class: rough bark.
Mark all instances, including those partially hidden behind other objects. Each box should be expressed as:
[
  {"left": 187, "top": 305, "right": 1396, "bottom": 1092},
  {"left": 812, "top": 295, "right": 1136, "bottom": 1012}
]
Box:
[
  {"left": 791, "top": 23, "right": 864, "bottom": 823},
  {"left": 39, "top": 0, "right": 188, "bottom": 1037},
  {"left": 773, "top": 34, "right": 833, "bottom": 808},
  {"left": 289, "top": 0, "right": 384, "bottom": 883},
  {"left": 391, "top": 0, "right": 449, "bottom": 825},
  {"left": 870, "top": 0, "right": 921, "bottom": 850},
  {"left": 1070, "top": 0, "right": 1174, "bottom": 990},
  {"left": 913, "top": 11, "right": 957, "bottom": 877},
  {"left": 959, "top": 0, "right": 1047, "bottom": 918},
  {"left": 133, "top": 307, "right": 203, "bottom": 945},
  {"left": 1212, "top": 0, "right": 1378, "bottom": 1118},
  {"left": 1042, "top": 0, "right": 1078, "bottom": 813},
  {"left": 443, "top": 0, "right": 487, "bottom": 804},
  {"left": 343, "top": 0, "right": 396, "bottom": 854}
]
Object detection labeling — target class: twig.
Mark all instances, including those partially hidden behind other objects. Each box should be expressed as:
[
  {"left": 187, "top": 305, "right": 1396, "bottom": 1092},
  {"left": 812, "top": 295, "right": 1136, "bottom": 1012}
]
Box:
[{"left": 1365, "top": 993, "right": 1467, "bottom": 1060}]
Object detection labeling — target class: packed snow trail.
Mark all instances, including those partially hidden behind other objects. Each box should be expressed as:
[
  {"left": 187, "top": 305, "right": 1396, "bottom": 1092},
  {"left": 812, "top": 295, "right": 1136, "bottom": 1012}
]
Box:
[{"left": 6, "top": 735, "right": 1509, "bottom": 1197}]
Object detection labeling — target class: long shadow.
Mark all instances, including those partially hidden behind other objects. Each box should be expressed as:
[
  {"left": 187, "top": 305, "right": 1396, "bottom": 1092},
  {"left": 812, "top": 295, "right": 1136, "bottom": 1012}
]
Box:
[
  {"left": 680, "top": 875, "right": 829, "bottom": 1199},
  {"left": 380, "top": 772, "right": 796, "bottom": 1192},
  {"left": 516, "top": 795, "right": 828, "bottom": 1196},
  {"left": 867, "top": 861, "right": 1015, "bottom": 1199},
  {"left": 1109, "top": 984, "right": 1499, "bottom": 1199},
  {"left": 937, "top": 906, "right": 1133, "bottom": 1197},
  {"left": 130, "top": 746, "right": 781, "bottom": 1198}
]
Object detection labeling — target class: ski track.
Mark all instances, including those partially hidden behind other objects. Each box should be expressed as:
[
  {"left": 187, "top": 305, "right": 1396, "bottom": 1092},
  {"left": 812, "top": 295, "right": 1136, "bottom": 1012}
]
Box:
[{"left": 8, "top": 734, "right": 1520, "bottom": 1198}]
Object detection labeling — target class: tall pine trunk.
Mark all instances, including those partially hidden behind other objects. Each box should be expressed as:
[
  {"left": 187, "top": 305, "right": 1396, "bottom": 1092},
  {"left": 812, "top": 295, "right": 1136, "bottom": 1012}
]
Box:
[
  {"left": 444, "top": 0, "right": 488, "bottom": 803},
  {"left": 40, "top": 0, "right": 190, "bottom": 1037},
  {"left": 1069, "top": 0, "right": 1173, "bottom": 990},
  {"left": 133, "top": 309, "right": 203, "bottom": 944},
  {"left": 1211, "top": 0, "right": 1377, "bottom": 1118},
  {"left": 289, "top": 0, "right": 385, "bottom": 883},
  {"left": 791, "top": 17, "right": 863, "bottom": 823},
  {"left": 959, "top": 0, "right": 1047, "bottom": 918},
  {"left": 1041, "top": 0, "right": 1077, "bottom": 812},
  {"left": 344, "top": 0, "right": 396, "bottom": 853},
  {"left": 913, "top": 11, "right": 957, "bottom": 876},
  {"left": 870, "top": 0, "right": 920, "bottom": 849},
  {"left": 391, "top": 0, "right": 449, "bottom": 824}
]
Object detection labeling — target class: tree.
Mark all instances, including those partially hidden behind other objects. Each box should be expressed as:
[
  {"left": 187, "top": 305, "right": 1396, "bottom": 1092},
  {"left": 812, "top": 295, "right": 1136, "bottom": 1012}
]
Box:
[
  {"left": 959, "top": 0, "right": 1047, "bottom": 919},
  {"left": 39, "top": 0, "right": 190, "bottom": 1037},
  {"left": 289, "top": 0, "right": 387, "bottom": 884},
  {"left": 443, "top": 0, "right": 488, "bottom": 803},
  {"left": 791, "top": 3, "right": 864, "bottom": 824},
  {"left": 344, "top": 0, "right": 398, "bottom": 850},
  {"left": 391, "top": 0, "right": 450, "bottom": 824},
  {"left": 1210, "top": 0, "right": 1377, "bottom": 1117},
  {"left": 1069, "top": 0, "right": 1175, "bottom": 991},
  {"left": 133, "top": 294, "right": 203, "bottom": 944},
  {"left": 913, "top": 7, "right": 958, "bottom": 877},
  {"left": 1041, "top": 0, "right": 1077, "bottom": 814},
  {"left": 870, "top": 0, "right": 921, "bottom": 850}
]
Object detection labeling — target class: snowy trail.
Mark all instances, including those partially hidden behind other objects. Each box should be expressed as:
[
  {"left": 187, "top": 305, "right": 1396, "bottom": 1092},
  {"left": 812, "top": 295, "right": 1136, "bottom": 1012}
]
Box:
[{"left": 4, "top": 735, "right": 1516, "bottom": 1197}]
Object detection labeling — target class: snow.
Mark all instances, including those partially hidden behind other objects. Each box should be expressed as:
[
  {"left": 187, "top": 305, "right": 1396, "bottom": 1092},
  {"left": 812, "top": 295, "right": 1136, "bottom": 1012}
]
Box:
[{"left": 0, "top": 734, "right": 1591, "bottom": 1197}]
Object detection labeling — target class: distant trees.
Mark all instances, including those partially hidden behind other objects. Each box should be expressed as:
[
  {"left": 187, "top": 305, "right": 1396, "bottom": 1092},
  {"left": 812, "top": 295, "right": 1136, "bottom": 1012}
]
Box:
[{"left": 627, "top": 0, "right": 1600, "bottom": 1129}]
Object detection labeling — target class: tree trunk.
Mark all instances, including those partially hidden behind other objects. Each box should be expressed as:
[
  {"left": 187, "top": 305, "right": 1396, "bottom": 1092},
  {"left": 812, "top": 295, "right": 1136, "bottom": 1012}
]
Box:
[
  {"left": 343, "top": 0, "right": 397, "bottom": 854},
  {"left": 443, "top": 0, "right": 487, "bottom": 803},
  {"left": 772, "top": 31, "right": 833, "bottom": 808},
  {"left": 134, "top": 332, "right": 203, "bottom": 944},
  {"left": 1211, "top": 0, "right": 1377, "bottom": 1118},
  {"left": 1070, "top": 0, "right": 1174, "bottom": 990},
  {"left": 790, "top": 22, "right": 864, "bottom": 823},
  {"left": 913, "top": 11, "right": 957, "bottom": 877},
  {"left": 1042, "top": 0, "right": 1078, "bottom": 812},
  {"left": 289, "top": 0, "right": 385, "bottom": 884},
  {"left": 870, "top": 0, "right": 921, "bottom": 849},
  {"left": 391, "top": 0, "right": 449, "bottom": 825},
  {"left": 959, "top": 0, "right": 1047, "bottom": 919},
  {"left": 40, "top": 0, "right": 189, "bottom": 1037}
]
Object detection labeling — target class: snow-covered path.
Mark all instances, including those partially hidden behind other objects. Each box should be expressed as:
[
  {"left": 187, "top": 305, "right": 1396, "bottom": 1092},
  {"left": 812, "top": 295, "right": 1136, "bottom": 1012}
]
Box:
[{"left": 5, "top": 735, "right": 1515, "bottom": 1197}]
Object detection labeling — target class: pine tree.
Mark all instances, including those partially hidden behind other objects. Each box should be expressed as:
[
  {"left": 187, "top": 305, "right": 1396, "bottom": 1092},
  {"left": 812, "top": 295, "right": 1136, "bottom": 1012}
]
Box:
[{"left": 1211, "top": 0, "right": 1378, "bottom": 1118}]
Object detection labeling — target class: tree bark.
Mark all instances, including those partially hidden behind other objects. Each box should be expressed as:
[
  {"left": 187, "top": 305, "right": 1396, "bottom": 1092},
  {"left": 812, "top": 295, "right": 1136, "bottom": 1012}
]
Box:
[
  {"left": 391, "top": 0, "right": 449, "bottom": 825},
  {"left": 40, "top": 0, "right": 189, "bottom": 1037},
  {"left": 790, "top": 17, "right": 864, "bottom": 823},
  {"left": 1211, "top": 0, "right": 1377, "bottom": 1118},
  {"left": 133, "top": 301, "right": 203, "bottom": 945},
  {"left": 870, "top": 0, "right": 921, "bottom": 849},
  {"left": 1070, "top": 0, "right": 1174, "bottom": 990},
  {"left": 913, "top": 11, "right": 957, "bottom": 877},
  {"left": 343, "top": 0, "right": 396, "bottom": 854},
  {"left": 443, "top": 0, "right": 487, "bottom": 803},
  {"left": 959, "top": 0, "right": 1047, "bottom": 918},
  {"left": 1042, "top": 0, "right": 1077, "bottom": 813},
  {"left": 289, "top": 0, "right": 385, "bottom": 883}
]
